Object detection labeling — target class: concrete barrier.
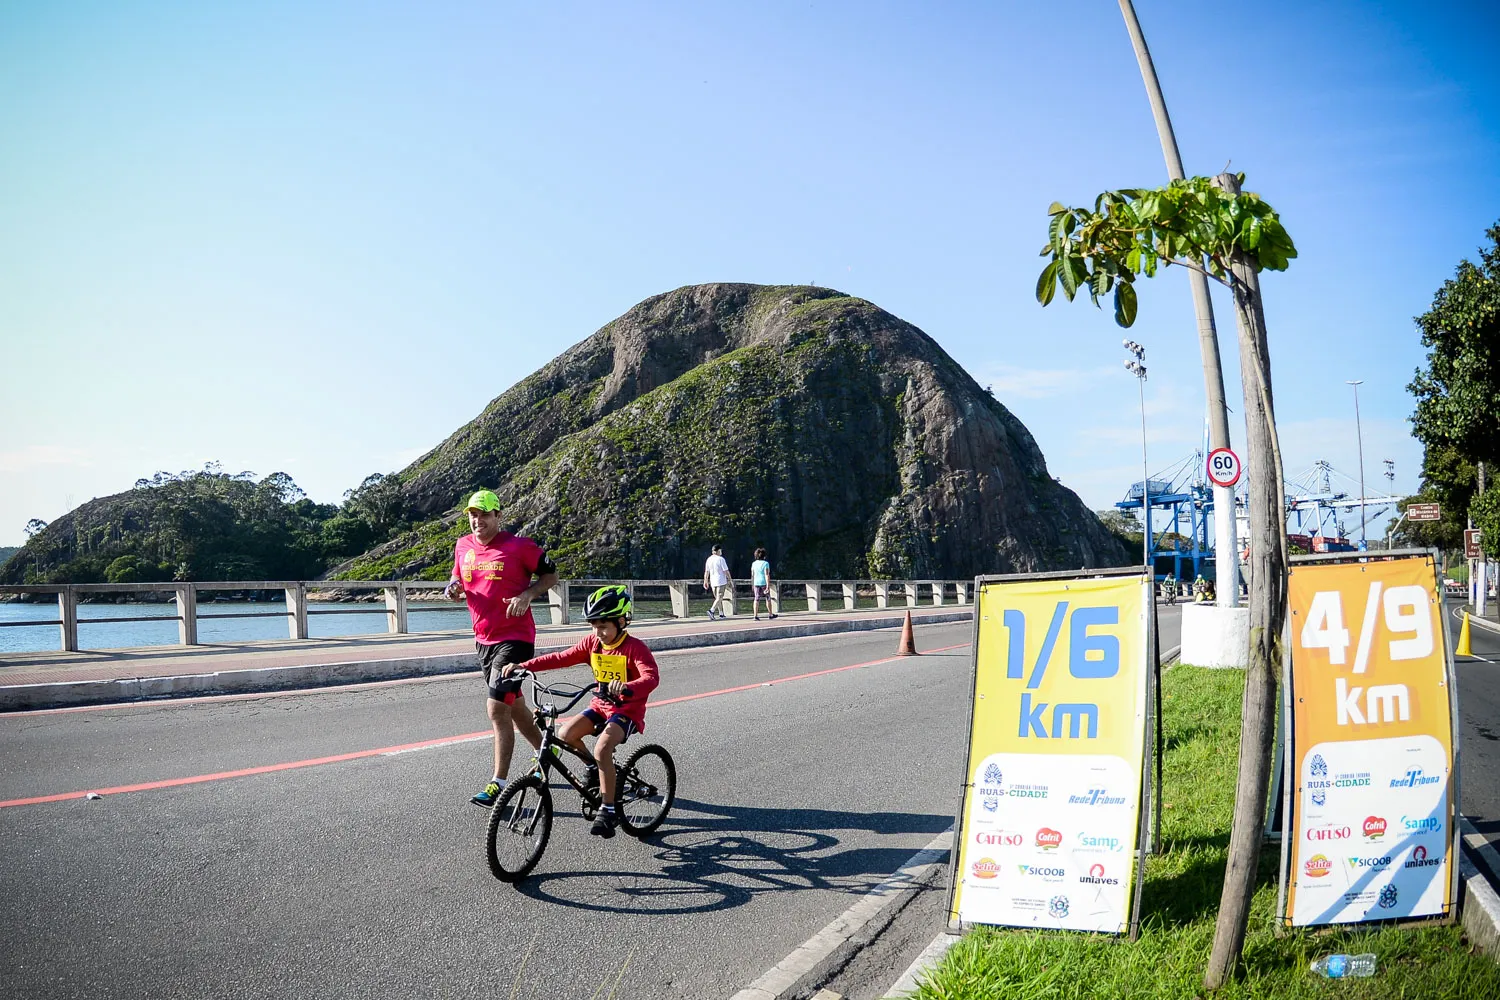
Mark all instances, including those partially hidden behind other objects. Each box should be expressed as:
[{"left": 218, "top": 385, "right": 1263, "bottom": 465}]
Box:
[{"left": 1179, "top": 603, "right": 1249, "bottom": 668}]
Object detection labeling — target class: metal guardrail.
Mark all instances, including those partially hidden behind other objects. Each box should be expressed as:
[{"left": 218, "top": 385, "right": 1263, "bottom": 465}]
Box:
[{"left": 0, "top": 578, "right": 972, "bottom": 653}]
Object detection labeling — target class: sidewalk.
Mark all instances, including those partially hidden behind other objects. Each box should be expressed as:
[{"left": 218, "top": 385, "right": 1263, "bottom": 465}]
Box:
[{"left": 0, "top": 605, "right": 972, "bottom": 712}]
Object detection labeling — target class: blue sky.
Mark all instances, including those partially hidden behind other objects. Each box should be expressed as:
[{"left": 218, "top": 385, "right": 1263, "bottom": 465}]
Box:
[{"left": 3, "top": 1, "right": 1497, "bottom": 546}]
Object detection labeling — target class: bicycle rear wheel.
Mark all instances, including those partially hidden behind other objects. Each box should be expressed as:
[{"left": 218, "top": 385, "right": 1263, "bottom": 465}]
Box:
[
  {"left": 485, "top": 775, "right": 553, "bottom": 882},
  {"left": 615, "top": 744, "right": 676, "bottom": 837}
]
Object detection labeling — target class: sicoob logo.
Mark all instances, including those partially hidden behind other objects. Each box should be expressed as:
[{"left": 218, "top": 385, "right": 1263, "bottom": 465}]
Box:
[
  {"left": 1035, "top": 828, "right": 1062, "bottom": 850},
  {"left": 971, "top": 857, "right": 1001, "bottom": 879},
  {"left": 1362, "top": 816, "right": 1387, "bottom": 841},
  {"left": 1304, "top": 854, "right": 1332, "bottom": 878}
]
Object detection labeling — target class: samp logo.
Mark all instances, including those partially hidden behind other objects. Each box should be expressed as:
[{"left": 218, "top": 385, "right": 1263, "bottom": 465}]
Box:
[
  {"left": 970, "top": 857, "right": 1001, "bottom": 880},
  {"left": 1035, "top": 828, "right": 1062, "bottom": 851},
  {"left": 1304, "top": 854, "right": 1332, "bottom": 878},
  {"left": 1362, "top": 816, "right": 1387, "bottom": 841}
]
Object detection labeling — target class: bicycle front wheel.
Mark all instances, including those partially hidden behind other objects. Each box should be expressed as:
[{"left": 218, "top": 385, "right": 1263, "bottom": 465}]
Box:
[
  {"left": 485, "top": 775, "right": 553, "bottom": 882},
  {"left": 615, "top": 744, "right": 676, "bottom": 837}
]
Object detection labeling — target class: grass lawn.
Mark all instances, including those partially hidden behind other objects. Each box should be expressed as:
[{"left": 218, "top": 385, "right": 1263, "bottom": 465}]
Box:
[{"left": 911, "top": 666, "right": 1500, "bottom": 999}]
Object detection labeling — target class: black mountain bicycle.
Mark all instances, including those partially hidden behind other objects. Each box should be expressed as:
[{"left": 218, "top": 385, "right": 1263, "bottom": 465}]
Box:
[{"left": 485, "top": 670, "right": 677, "bottom": 882}]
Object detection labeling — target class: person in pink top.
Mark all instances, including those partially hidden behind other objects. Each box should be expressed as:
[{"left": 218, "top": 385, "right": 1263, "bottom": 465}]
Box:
[
  {"left": 444, "top": 489, "right": 558, "bottom": 807},
  {"left": 503, "top": 584, "right": 659, "bottom": 838}
]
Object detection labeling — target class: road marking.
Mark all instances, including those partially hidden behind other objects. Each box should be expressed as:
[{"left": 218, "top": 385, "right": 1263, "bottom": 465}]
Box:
[
  {"left": 0, "top": 641, "right": 971, "bottom": 809},
  {"left": 1449, "top": 607, "right": 1497, "bottom": 662}
]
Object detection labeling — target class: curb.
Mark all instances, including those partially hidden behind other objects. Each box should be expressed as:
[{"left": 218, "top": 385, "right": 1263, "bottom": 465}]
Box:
[
  {"left": 0, "top": 610, "right": 973, "bottom": 712},
  {"left": 1460, "top": 817, "right": 1500, "bottom": 957},
  {"left": 882, "top": 931, "right": 960, "bottom": 999},
  {"left": 731, "top": 830, "right": 953, "bottom": 1000}
]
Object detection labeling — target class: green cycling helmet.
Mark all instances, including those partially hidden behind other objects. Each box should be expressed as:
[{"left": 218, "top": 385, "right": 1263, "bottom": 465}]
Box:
[{"left": 583, "top": 584, "right": 632, "bottom": 623}]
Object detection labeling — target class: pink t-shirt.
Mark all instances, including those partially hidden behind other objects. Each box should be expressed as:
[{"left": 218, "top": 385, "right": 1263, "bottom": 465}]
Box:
[{"left": 452, "top": 531, "right": 548, "bottom": 645}]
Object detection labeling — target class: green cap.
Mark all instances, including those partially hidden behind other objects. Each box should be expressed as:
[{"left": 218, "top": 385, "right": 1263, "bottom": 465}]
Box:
[{"left": 464, "top": 489, "right": 501, "bottom": 513}]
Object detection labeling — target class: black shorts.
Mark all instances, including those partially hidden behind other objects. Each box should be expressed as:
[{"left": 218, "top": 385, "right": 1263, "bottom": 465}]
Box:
[
  {"left": 580, "top": 707, "right": 638, "bottom": 743},
  {"left": 477, "top": 641, "right": 535, "bottom": 703}
]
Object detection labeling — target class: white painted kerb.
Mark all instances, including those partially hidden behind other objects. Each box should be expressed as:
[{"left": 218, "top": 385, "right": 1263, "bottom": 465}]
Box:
[{"left": 1179, "top": 604, "right": 1249, "bottom": 669}]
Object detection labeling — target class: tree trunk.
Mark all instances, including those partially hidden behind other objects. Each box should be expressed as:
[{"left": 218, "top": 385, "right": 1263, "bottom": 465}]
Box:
[{"left": 1203, "top": 172, "right": 1290, "bottom": 990}]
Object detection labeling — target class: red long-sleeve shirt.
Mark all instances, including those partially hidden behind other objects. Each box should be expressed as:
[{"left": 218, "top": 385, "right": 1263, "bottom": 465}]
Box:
[{"left": 521, "top": 632, "right": 660, "bottom": 733}]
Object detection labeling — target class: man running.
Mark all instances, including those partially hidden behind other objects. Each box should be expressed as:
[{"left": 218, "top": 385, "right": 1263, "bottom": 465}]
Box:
[{"left": 444, "top": 489, "right": 559, "bottom": 807}]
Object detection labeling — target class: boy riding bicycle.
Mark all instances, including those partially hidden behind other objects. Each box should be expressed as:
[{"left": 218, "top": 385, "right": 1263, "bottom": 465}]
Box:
[{"left": 503, "top": 585, "right": 659, "bottom": 838}]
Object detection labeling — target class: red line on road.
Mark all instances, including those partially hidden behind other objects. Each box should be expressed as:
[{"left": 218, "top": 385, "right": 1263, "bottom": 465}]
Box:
[{"left": 0, "top": 641, "right": 970, "bottom": 809}]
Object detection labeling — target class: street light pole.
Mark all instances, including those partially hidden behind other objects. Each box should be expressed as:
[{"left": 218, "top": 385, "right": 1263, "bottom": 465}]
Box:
[
  {"left": 1125, "top": 340, "right": 1151, "bottom": 570},
  {"left": 1346, "top": 380, "right": 1366, "bottom": 549},
  {"left": 1123, "top": 338, "right": 1161, "bottom": 860}
]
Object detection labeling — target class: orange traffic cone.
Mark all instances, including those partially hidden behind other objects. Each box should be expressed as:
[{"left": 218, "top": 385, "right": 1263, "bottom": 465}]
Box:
[
  {"left": 1457, "top": 612, "right": 1472, "bottom": 657},
  {"left": 897, "top": 610, "right": 919, "bottom": 656}
]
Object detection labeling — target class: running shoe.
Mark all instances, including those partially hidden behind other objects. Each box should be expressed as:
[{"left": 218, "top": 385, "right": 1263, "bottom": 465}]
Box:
[
  {"left": 591, "top": 809, "right": 618, "bottom": 838},
  {"left": 471, "top": 780, "right": 503, "bottom": 807}
]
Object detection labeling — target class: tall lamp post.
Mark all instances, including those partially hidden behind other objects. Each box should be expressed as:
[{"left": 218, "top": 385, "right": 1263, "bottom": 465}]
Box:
[
  {"left": 1124, "top": 338, "right": 1161, "bottom": 856},
  {"left": 1125, "top": 340, "right": 1151, "bottom": 570},
  {"left": 1346, "top": 380, "right": 1367, "bottom": 549}
]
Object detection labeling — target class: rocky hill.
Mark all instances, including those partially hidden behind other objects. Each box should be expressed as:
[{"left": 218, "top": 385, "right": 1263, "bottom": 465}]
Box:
[{"left": 334, "top": 283, "right": 1129, "bottom": 580}]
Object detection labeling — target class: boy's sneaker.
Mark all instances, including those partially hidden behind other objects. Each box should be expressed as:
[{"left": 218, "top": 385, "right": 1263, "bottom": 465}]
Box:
[
  {"left": 591, "top": 809, "right": 618, "bottom": 838},
  {"left": 471, "top": 780, "right": 503, "bottom": 807},
  {"left": 768, "top": 613, "right": 778, "bottom": 619}
]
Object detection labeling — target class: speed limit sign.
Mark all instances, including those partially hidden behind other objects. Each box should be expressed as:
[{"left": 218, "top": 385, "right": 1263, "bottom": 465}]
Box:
[{"left": 1207, "top": 448, "right": 1242, "bottom": 488}]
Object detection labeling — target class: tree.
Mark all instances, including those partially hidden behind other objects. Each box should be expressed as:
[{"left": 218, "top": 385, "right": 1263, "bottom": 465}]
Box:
[
  {"left": 1409, "top": 222, "right": 1500, "bottom": 471},
  {"left": 24, "top": 518, "right": 48, "bottom": 538},
  {"left": 1037, "top": 173, "right": 1295, "bottom": 988}
]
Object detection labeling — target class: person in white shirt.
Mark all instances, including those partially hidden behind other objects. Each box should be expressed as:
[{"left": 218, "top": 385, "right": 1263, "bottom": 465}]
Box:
[
  {"left": 703, "top": 545, "right": 733, "bottom": 620},
  {"left": 751, "top": 547, "right": 777, "bottom": 621}
]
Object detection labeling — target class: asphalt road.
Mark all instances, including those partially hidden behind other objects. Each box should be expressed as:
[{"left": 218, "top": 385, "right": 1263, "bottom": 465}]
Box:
[
  {"left": 1453, "top": 600, "right": 1500, "bottom": 856},
  {"left": 0, "top": 607, "right": 1184, "bottom": 1000}
]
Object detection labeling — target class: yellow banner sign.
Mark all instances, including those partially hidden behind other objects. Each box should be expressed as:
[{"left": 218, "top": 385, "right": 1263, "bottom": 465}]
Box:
[
  {"left": 1284, "top": 555, "right": 1456, "bottom": 926},
  {"left": 951, "top": 573, "right": 1150, "bottom": 933}
]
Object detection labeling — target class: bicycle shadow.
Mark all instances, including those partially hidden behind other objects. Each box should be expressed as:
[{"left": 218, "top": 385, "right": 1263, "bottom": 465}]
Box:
[{"left": 512, "top": 796, "right": 951, "bottom": 914}]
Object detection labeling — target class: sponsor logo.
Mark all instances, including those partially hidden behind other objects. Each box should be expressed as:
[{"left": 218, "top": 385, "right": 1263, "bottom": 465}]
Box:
[
  {"left": 971, "top": 857, "right": 1001, "bottom": 880},
  {"left": 1405, "top": 845, "right": 1443, "bottom": 869},
  {"left": 983, "top": 763, "right": 1003, "bottom": 786},
  {"left": 1007, "top": 784, "right": 1049, "bottom": 799},
  {"left": 1048, "top": 895, "right": 1070, "bottom": 918},
  {"left": 1378, "top": 884, "right": 1399, "bottom": 909},
  {"left": 976, "top": 765, "right": 1049, "bottom": 800},
  {"left": 1390, "top": 767, "right": 1441, "bottom": 790},
  {"left": 1334, "top": 771, "right": 1371, "bottom": 788},
  {"left": 1035, "top": 828, "right": 1062, "bottom": 850},
  {"left": 1305, "top": 824, "right": 1351, "bottom": 842},
  {"left": 1401, "top": 815, "right": 1440, "bottom": 833},
  {"left": 1310, "top": 754, "right": 1328, "bottom": 778},
  {"left": 1304, "top": 854, "right": 1333, "bottom": 878},
  {"left": 1017, "top": 864, "right": 1066, "bottom": 880},
  {"left": 1076, "top": 833, "right": 1123, "bottom": 852},
  {"left": 1362, "top": 816, "right": 1387, "bottom": 841},
  {"left": 1079, "top": 862, "right": 1119, "bottom": 885},
  {"left": 1312, "top": 789, "right": 1327, "bottom": 808},
  {"left": 1346, "top": 856, "right": 1393, "bottom": 870},
  {"left": 982, "top": 797, "right": 998, "bottom": 814},
  {"left": 975, "top": 830, "right": 1023, "bottom": 848},
  {"left": 1068, "top": 788, "right": 1127, "bottom": 807}
]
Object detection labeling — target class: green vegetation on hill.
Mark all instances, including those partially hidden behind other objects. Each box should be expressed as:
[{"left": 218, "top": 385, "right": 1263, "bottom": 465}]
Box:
[{"left": 1, "top": 465, "right": 411, "bottom": 585}]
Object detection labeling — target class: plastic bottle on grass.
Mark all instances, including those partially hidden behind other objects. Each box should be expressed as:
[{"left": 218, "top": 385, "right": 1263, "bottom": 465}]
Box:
[{"left": 1310, "top": 953, "right": 1376, "bottom": 978}]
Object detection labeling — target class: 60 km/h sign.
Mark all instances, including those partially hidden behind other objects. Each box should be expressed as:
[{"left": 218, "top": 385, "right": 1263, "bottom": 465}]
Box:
[{"left": 1207, "top": 448, "right": 1242, "bottom": 488}]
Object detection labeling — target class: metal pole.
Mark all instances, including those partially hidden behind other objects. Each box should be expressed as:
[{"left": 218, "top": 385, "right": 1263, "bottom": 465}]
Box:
[
  {"left": 1117, "top": 0, "right": 1239, "bottom": 607},
  {"left": 1347, "top": 380, "right": 1366, "bottom": 547}
]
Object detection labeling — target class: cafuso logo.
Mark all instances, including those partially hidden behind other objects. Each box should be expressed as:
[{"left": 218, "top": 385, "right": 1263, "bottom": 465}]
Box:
[
  {"left": 971, "top": 858, "right": 1001, "bottom": 879},
  {"left": 1404, "top": 845, "right": 1442, "bottom": 869},
  {"left": 1304, "top": 854, "right": 1332, "bottom": 878},
  {"left": 1035, "top": 828, "right": 1062, "bottom": 850},
  {"left": 975, "top": 830, "right": 1023, "bottom": 848},
  {"left": 1305, "top": 824, "right": 1351, "bottom": 841},
  {"left": 1362, "top": 816, "right": 1387, "bottom": 840}
]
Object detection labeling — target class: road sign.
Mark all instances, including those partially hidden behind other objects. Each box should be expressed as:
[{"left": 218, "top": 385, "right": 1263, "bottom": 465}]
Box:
[
  {"left": 1206, "top": 448, "right": 1242, "bottom": 488},
  {"left": 1408, "top": 503, "right": 1441, "bottom": 522},
  {"left": 1465, "top": 529, "right": 1483, "bottom": 559}
]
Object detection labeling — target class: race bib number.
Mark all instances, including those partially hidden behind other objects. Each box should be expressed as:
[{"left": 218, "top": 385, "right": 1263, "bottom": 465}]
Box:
[{"left": 591, "top": 652, "right": 627, "bottom": 685}]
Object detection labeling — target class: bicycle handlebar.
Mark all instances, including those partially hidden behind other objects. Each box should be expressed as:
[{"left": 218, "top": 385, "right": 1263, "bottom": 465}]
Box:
[{"left": 505, "top": 669, "right": 623, "bottom": 710}]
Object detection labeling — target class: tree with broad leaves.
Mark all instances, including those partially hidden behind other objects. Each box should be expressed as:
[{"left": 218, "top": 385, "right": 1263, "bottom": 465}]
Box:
[
  {"left": 1408, "top": 222, "right": 1500, "bottom": 558},
  {"left": 1037, "top": 172, "right": 1296, "bottom": 989}
]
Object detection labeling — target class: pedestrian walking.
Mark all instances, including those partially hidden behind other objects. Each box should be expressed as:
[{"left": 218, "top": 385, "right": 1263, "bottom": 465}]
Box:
[
  {"left": 751, "top": 547, "right": 777, "bottom": 621},
  {"left": 703, "top": 544, "right": 733, "bottom": 620}
]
